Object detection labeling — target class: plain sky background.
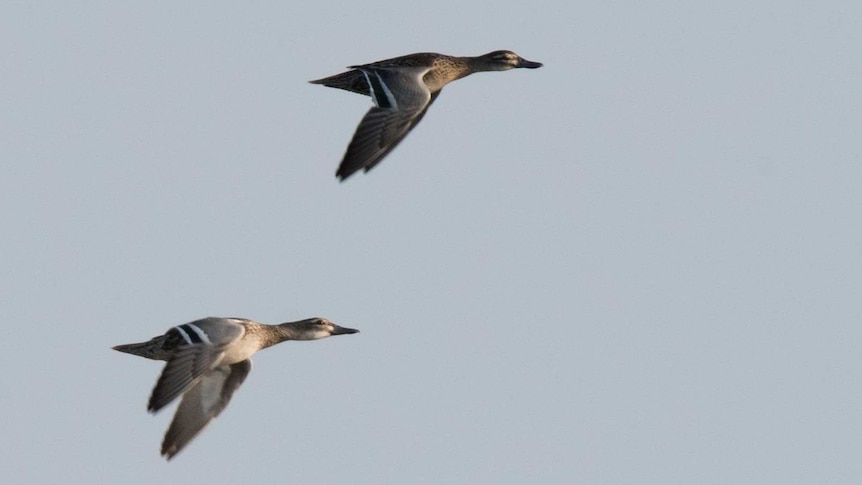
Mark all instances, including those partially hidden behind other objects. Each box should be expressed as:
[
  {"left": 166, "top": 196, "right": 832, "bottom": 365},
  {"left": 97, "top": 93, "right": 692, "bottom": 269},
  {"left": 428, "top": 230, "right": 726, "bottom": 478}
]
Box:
[{"left": 2, "top": 1, "right": 861, "bottom": 483}]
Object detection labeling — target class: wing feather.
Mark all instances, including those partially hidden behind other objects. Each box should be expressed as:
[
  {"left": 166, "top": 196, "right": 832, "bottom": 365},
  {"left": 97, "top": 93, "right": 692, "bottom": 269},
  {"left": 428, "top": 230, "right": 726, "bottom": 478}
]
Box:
[
  {"left": 160, "top": 360, "right": 252, "bottom": 459},
  {"left": 147, "top": 343, "right": 229, "bottom": 413}
]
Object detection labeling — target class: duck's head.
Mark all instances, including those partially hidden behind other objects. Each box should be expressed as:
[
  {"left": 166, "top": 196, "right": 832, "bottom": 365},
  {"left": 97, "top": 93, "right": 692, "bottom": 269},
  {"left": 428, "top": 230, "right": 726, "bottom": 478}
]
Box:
[
  {"left": 475, "top": 50, "right": 543, "bottom": 71},
  {"left": 286, "top": 317, "right": 360, "bottom": 340}
]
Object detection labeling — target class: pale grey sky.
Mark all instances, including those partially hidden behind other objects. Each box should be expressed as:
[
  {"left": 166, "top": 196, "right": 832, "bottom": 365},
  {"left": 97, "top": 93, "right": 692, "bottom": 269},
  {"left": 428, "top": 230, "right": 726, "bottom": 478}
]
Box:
[{"left": 2, "top": 2, "right": 861, "bottom": 484}]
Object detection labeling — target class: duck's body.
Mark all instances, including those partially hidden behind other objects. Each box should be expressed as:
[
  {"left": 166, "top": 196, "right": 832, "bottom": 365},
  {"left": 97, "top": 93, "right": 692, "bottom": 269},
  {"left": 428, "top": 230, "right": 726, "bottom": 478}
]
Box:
[
  {"left": 113, "top": 316, "right": 359, "bottom": 459},
  {"left": 310, "top": 50, "right": 542, "bottom": 181}
]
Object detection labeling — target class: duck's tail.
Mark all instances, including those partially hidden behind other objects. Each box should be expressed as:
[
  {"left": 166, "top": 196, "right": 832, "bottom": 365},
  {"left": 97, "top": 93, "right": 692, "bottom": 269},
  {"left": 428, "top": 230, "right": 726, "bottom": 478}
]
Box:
[
  {"left": 112, "top": 337, "right": 169, "bottom": 361},
  {"left": 309, "top": 70, "right": 371, "bottom": 97}
]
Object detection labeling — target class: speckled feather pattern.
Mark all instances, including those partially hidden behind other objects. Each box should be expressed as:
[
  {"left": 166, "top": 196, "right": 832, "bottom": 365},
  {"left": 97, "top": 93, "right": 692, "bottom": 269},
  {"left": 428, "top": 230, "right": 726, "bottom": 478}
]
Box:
[
  {"left": 113, "top": 317, "right": 359, "bottom": 459},
  {"left": 310, "top": 50, "right": 542, "bottom": 180}
]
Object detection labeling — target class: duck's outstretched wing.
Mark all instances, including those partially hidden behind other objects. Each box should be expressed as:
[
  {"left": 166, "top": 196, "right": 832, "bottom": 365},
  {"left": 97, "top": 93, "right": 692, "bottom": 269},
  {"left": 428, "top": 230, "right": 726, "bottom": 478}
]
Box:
[
  {"left": 161, "top": 359, "right": 252, "bottom": 460},
  {"left": 147, "top": 343, "right": 229, "bottom": 412},
  {"left": 146, "top": 318, "right": 246, "bottom": 412},
  {"left": 336, "top": 91, "right": 440, "bottom": 180},
  {"left": 334, "top": 66, "right": 438, "bottom": 180}
]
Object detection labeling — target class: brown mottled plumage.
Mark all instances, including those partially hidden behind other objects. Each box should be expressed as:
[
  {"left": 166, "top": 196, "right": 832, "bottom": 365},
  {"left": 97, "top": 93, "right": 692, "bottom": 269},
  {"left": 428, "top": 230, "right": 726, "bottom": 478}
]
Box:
[
  {"left": 113, "top": 317, "right": 359, "bottom": 460},
  {"left": 310, "top": 50, "right": 543, "bottom": 181}
]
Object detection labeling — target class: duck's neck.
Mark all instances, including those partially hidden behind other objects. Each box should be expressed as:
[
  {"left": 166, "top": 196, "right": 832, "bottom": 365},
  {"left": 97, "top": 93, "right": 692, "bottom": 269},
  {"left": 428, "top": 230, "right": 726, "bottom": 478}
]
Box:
[
  {"left": 257, "top": 322, "right": 302, "bottom": 349},
  {"left": 421, "top": 56, "right": 471, "bottom": 92},
  {"left": 465, "top": 56, "right": 488, "bottom": 72}
]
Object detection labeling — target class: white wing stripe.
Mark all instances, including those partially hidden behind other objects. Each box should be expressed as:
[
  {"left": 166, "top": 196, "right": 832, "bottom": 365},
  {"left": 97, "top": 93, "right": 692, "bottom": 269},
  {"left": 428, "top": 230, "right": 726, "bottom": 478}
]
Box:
[
  {"left": 374, "top": 72, "right": 398, "bottom": 109},
  {"left": 184, "top": 323, "right": 212, "bottom": 344},
  {"left": 173, "top": 325, "right": 193, "bottom": 344},
  {"left": 362, "top": 70, "right": 398, "bottom": 110}
]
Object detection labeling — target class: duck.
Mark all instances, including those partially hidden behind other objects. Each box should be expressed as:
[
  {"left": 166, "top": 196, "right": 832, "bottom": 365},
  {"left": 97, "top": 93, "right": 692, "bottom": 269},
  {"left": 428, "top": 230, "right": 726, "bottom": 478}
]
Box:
[
  {"left": 310, "top": 50, "right": 543, "bottom": 181},
  {"left": 113, "top": 316, "right": 359, "bottom": 459}
]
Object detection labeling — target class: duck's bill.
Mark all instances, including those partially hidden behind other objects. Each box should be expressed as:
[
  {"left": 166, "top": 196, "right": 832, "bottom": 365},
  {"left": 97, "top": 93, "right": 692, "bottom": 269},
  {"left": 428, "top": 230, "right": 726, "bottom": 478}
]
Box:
[
  {"left": 331, "top": 324, "right": 360, "bottom": 335},
  {"left": 517, "top": 57, "right": 543, "bottom": 69}
]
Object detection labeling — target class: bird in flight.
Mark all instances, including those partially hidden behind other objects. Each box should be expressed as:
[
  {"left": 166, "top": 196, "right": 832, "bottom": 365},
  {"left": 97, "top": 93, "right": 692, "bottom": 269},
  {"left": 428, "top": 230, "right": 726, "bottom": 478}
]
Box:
[
  {"left": 113, "top": 316, "right": 359, "bottom": 459},
  {"left": 310, "top": 50, "right": 542, "bottom": 181}
]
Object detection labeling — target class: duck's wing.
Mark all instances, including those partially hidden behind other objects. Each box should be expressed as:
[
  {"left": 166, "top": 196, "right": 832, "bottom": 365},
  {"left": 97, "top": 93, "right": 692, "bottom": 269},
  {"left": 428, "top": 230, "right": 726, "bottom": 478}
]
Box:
[
  {"left": 113, "top": 318, "right": 225, "bottom": 362},
  {"left": 309, "top": 52, "right": 439, "bottom": 97},
  {"left": 335, "top": 67, "right": 437, "bottom": 180},
  {"left": 147, "top": 318, "right": 246, "bottom": 413},
  {"left": 161, "top": 359, "right": 252, "bottom": 460}
]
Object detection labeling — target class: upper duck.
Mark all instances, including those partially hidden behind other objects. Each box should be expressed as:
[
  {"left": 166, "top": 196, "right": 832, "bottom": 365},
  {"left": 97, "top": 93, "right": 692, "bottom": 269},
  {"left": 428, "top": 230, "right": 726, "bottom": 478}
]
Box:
[
  {"left": 113, "top": 316, "right": 359, "bottom": 459},
  {"left": 310, "top": 50, "right": 542, "bottom": 181}
]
